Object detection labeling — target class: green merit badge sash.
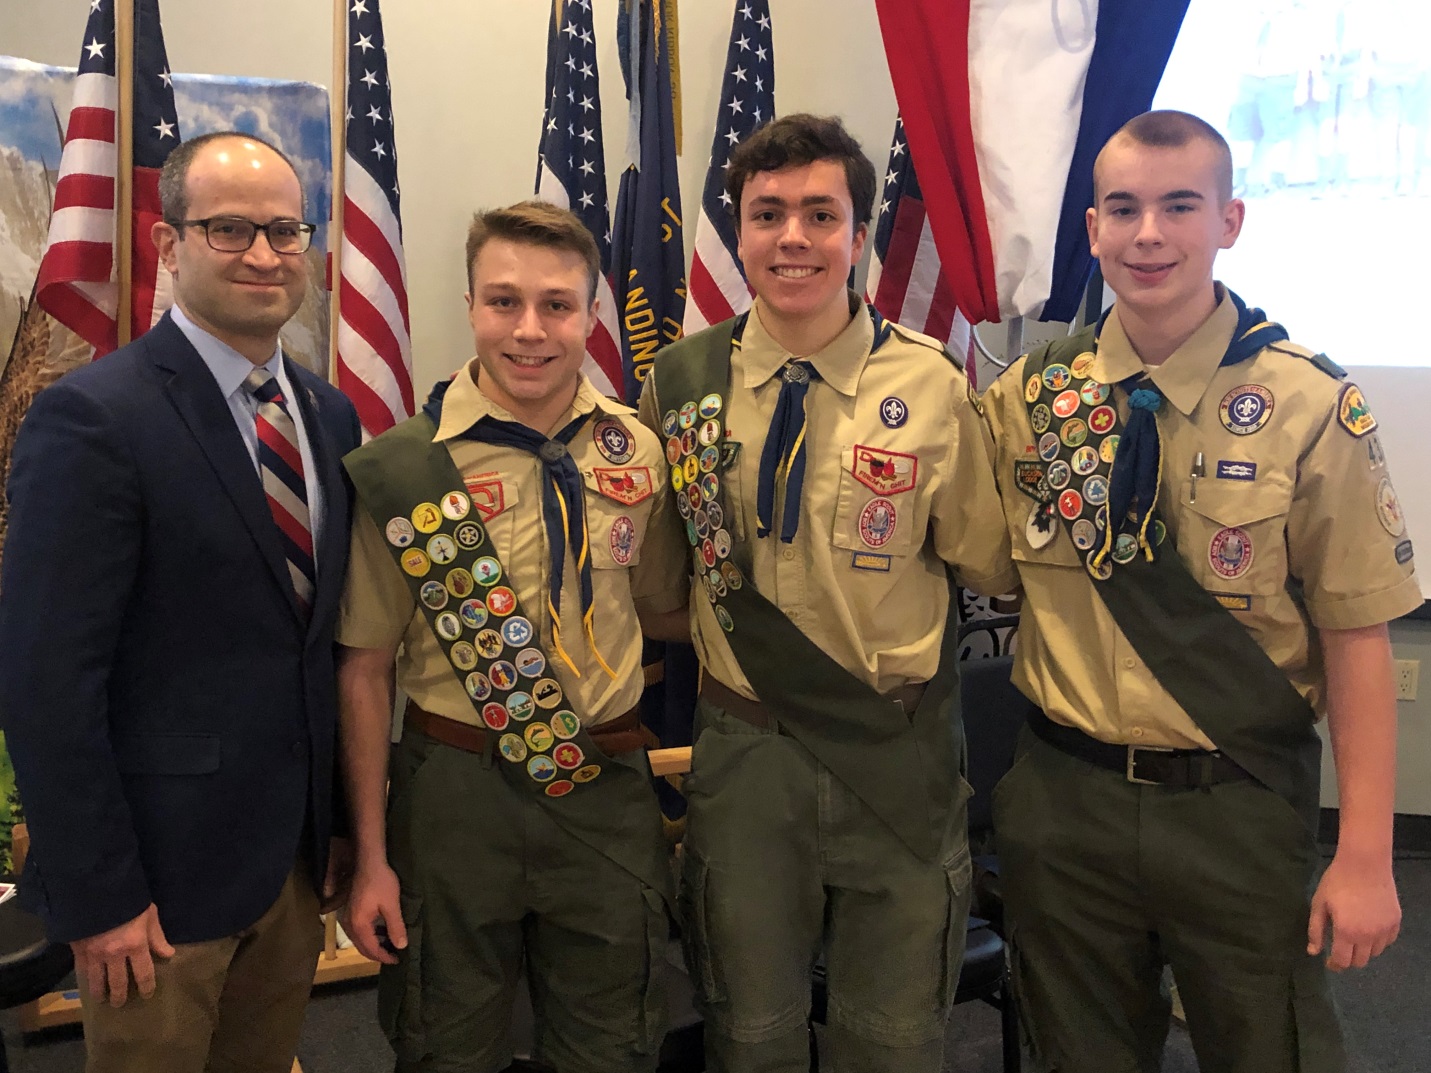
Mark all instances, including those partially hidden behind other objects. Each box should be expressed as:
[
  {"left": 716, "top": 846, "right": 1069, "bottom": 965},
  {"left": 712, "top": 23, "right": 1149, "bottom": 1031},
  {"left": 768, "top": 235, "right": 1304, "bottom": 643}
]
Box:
[
  {"left": 344, "top": 417, "right": 673, "bottom": 901},
  {"left": 652, "top": 316, "right": 964, "bottom": 863},
  {"left": 1020, "top": 326, "right": 1322, "bottom": 832}
]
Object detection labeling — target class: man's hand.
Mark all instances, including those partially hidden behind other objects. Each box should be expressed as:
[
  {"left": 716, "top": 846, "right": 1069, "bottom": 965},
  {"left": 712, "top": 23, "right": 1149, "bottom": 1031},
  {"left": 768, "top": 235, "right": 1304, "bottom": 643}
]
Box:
[
  {"left": 71, "top": 904, "right": 175, "bottom": 1007},
  {"left": 320, "top": 836, "right": 355, "bottom": 914},
  {"left": 341, "top": 860, "right": 407, "bottom": 966},
  {"left": 1307, "top": 851, "right": 1401, "bottom": 971}
]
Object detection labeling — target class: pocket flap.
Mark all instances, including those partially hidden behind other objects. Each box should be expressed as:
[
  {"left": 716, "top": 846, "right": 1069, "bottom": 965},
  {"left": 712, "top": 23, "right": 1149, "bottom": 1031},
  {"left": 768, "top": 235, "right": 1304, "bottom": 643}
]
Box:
[
  {"left": 1183, "top": 474, "right": 1293, "bottom": 528},
  {"left": 113, "top": 732, "right": 220, "bottom": 775}
]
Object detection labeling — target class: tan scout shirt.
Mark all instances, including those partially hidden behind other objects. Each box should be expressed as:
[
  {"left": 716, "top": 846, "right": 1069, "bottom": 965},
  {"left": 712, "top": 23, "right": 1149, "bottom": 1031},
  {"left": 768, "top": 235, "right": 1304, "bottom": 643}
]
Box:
[
  {"left": 984, "top": 288, "right": 1421, "bottom": 749},
  {"left": 339, "top": 364, "right": 687, "bottom": 727},
  {"left": 639, "top": 298, "right": 1018, "bottom": 698}
]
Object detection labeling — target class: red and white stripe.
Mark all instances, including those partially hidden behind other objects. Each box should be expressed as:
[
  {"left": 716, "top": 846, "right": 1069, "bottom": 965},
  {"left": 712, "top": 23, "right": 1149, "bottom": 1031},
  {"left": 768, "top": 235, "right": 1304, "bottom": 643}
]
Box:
[
  {"left": 684, "top": 209, "right": 752, "bottom": 336},
  {"left": 336, "top": 155, "right": 414, "bottom": 438}
]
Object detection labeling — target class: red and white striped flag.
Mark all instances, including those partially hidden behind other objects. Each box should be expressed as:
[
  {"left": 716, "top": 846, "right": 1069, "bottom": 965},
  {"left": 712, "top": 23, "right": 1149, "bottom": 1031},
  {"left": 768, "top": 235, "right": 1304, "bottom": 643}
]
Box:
[
  {"left": 336, "top": 0, "right": 414, "bottom": 438},
  {"left": 36, "top": 0, "right": 180, "bottom": 357},
  {"left": 682, "top": 0, "right": 775, "bottom": 336}
]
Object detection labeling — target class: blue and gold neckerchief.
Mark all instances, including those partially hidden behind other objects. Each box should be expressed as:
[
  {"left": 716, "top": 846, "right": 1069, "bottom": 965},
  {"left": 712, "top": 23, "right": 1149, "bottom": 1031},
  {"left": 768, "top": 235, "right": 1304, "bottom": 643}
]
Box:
[{"left": 756, "top": 359, "right": 821, "bottom": 542}]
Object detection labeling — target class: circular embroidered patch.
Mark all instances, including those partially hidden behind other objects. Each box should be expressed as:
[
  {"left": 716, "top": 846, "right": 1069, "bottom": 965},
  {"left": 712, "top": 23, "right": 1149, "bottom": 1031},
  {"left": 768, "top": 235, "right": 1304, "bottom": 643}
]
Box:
[
  {"left": 1219, "top": 385, "right": 1274, "bottom": 436},
  {"left": 858, "top": 497, "right": 898, "bottom": 548},
  {"left": 1209, "top": 526, "right": 1254, "bottom": 579}
]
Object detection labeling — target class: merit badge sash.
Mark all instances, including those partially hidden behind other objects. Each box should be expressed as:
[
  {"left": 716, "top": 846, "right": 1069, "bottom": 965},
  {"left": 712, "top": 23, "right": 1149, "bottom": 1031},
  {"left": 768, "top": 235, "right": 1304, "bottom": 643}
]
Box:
[
  {"left": 345, "top": 417, "right": 673, "bottom": 900},
  {"left": 1020, "top": 327, "right": 1321, "bottom": 831},
  {"left": 651, "top": 312, "right": 965, "bottom": 863}
]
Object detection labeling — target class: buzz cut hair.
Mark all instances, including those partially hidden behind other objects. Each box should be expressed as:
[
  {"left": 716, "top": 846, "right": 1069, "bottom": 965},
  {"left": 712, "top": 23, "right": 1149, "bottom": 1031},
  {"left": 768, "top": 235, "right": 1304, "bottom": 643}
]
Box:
[
  {"left": 158, "top": 131, "right": 305, "bottom": 227},
  {"left": 725, "top": 113, "right": 877, "bottom": 232},
  {"left": 464, "top": 199, "right": 601, "bottom": 304},
  {"left": 1096, "top": 110, "right": 1234, "bottom": 204}
]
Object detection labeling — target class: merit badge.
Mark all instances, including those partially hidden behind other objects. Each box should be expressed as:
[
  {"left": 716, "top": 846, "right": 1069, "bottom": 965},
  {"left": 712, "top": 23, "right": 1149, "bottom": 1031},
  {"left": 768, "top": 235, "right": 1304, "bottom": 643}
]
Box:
[
  {"left": 1046, "top": 460, "right": 1072, "bottom": 491},
  {"left": 401, "top": 549, "right": 431, "bottom": 578},
  {"left": 485, "top": 586, "right": 516, "bottom": 616},
  {"left": 489, "top": 661, "right": 518, "bottom": 691},
  {"left": 534, "top": 678, "right": 564, "bottom": 709},
  {"left": 454, "top": 521, "right": 485, "bottom": 550},
  {"left": 700, "top": 473, "right": 720, "bottom": 501},
  {"left": 1030, "top": 403, "right": 1052, "bottom": 435},
  {"left": 595, "top": 420, "right": 635, "bottom": 466},
  {"left": 475, "top": 629, "right": 504, "bottom": 659},
  {"left": 426, "top": 534, "right": 457, "bottom": 566},
  {"left": 670, "top": 464, "right": 686, "bottom": 494},
  {"left": 666, "top": 437, "right": 682, "bottom": 466},
  {"left": 675, "top": 490, "right": 693, "bottom": 519},
  {"left": 527, "top": 754, "right": 556, "bottom": 781},
  {"left": 516, "top": 648, "right": 546, "bottom": 678},
  {"left": 482, "top": 703, "right": 510, "bottom": 731},
  {"left": 681, "top": 428, "right": 698, "bottom": 456},
  {"left": 551, "top": 710, "right": 581, "bottom": 739},
  {"left": 699, "top": 445, "right": 720, "bottom": 473},
  {"left": 858, "top": 497, "right": 898, "bottom": 548},
  {"left": 1012, "top": 460, "right": 1050, "bottom": 502},
  {"left": 446, "top": 568, "right": 475, "bottom": 597},
  {"left": 507, "top": 692, "right": 535, "bottom": 721},
  {"left": 610, "top": 516, "right": 637, "bottom": 565},
  {"left": 473, "top": 558, "right": 502, "bottom": 586},
  {"left": 1024, "top": 374, "right": 1043, "bottom": 404},
  {"left": 465, "top": 672, "right": 492, "bottom": 701},
  {"left": 701, "top": 539, "right": 717, "bottom": 568},
  {"left": 385, "top": 518, "right": 415, "bottom": 547},
  {"left": 1367, "top": 434, "right": 1386, "bottom": 470},
  {"left": 709, "top": 568, "right": 728, "bottom": 597},
  {"left": 1215, "top": 460, "right": 1257, "bottom": 481},
  {"left": 501, "top": 616, "right": 534, "bottom": 647},
  {"left": 693, "top": 509, "right": 710, "bottom": 539},
  {"left": 435, "top": 613, "right": 462, "bottom": 642},
  {"left": 699, "top": 393, "right": 723, "bottom": 419},
  {"left": 678, "top": 401, "right": 698, "bottom": 429},
  {"left": 1079, "top": 380, "right": 1111, "bottom": 407},
  {"left": 1218, "top": 385, "right": 1274, "bottom": 436},
  {"left": 1071, "top": 446, "right": 1099, "bottom": 476},
  {"left": 1337, "top": 383, "right": 1377, "bottom": 438},
  {"left": 720, "top": 440, "right": 743, "bottom": 470},
  {"left": 1209, "top": 526, "right": 1254, "bottom": 579},
  {"left": 1071, "top": 518, "right": 1097, "bottom": 550},
  {"left": 420, "top": 581, "right": 449, "bottom": 611},
  {"left": 683, "top": 455, "right": 700, "bottom": 485},
  {"left": 1100, "top": 435, "right": 1120, "bottom": 464},
  {"left": 545, "top": 780, "right": 575, "bottom": 798},
  {"left": 1082, "top": 474, "right": 1109, "bottom": 506},
  {"left": 1085, "top": 548, "right": 1113, "bottom": 581},
  {"left": 411, "top": 502, "right": 442, "bottom": 534},
  {"left": 852, "top": 446, "right": 918, "bottom": 496},
  {"left": 440, "top": 491, "right": 471, "bottom": 521},
  {"left": 449, "top": 643, "right": 478, "bottom": 672},
  {"left": 1112, "top": 532, "right": 1139, "bottom": 565},
  {"left": 662, "top": 409, "right": 680, "bottom": 436},
  {"left": 1038, "top": 432, "right": 1061, "bottom": 461},
  {"left": 1052, "top": 390, "right": 1081, "bottom": 419},
  {"left": 459, "top": 598, "right": 488, "bottom": 630},
  {"left": 595, "top": 466, "right": 653, "bottom": 506},
  {"left": 707, "top": 499, "right": 725, "bottom": 530},
  {"left": 721, "top": 561, "right": 743, "bottom": 590},
  {"left": 1043, "top": 364, "right": 1072, "bottom": 392},
  {"left": 553, "top": 742, "right": 584, "bottom": 770},
  {"left": 1152, "top": 519, "right": 1167, "bottom": 546},
  {"left": 1088, "top": 406, "right": 1117, "bottom": 436},
  {"left": 699, "top": 419, "right": 722, "bottom": 447},
  {"left": 525, "top": 722, "right": 555, "bottom": 752},
  {"left": 685, "top": 519, "right": 699, "bottom": 546},
  {"left": 464, "top": 475, "right": 507, "bottom": 521},
  {"left": 1094, "top": 505, "right": 1109, "bottom": 531},
  {"left": 1058, "top": 489, "right": 1084, "bottom": 520},
  {"left": 1025, "top": 504, "right": 1056, "bottom": 549},
  {"left": 1396, "top": 540, "right": 1415, "bottom": 565},
  {"left": 713, "top": 528, "right": 733, "bottom": 560},
  {"left": 1070, "top": 351, "right": 1096, "bottom": 378},
  {"left": 1060, "top": 418, "right": 1088, "bottom": 448},
  {"left": 880, "top": 396, "right": 909, "bottom": 428},
  {"left": 714, "top": 605, "right": 734, "bottom": 632},
  {"left": 498, "top": 733, "right": 527, "bottom": 764},
  {"left": 1375, "top": 477, "right": 1406, "bottom": 537}
]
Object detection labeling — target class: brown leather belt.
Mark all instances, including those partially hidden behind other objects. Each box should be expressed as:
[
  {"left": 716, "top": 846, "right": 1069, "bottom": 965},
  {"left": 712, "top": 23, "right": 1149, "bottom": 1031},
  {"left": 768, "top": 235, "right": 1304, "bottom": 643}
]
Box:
[
  {"left": 699, "top": 675, "right": 926, "bottom": 731},
  {"left": 405, "top": 700, "right": 647, "bottom": 757}
]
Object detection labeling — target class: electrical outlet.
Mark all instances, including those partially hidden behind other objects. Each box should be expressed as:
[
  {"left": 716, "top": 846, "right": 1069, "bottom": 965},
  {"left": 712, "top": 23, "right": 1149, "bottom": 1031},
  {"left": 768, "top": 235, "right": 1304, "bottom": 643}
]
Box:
[{"left": 1395, "top": 659, "right": 1420, "bottom": 702}]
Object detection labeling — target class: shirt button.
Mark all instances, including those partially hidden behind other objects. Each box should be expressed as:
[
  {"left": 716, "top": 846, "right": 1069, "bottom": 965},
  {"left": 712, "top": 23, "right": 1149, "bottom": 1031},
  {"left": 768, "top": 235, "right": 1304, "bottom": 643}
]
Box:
[
  {"left": 1131, "top": 727, "right": 1145, "bottom": 738},
  {"left": 1122, "top": 657, "right": 1136, "bottom": 669},
  {"left": 782, "top": 548, "right": 796, "bottom": 561}
]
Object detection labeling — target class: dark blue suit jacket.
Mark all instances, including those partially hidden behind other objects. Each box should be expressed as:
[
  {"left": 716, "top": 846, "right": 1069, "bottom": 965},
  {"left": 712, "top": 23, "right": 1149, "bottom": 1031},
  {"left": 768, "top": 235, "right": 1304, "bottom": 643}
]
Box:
[{"left": 0, "top": 313, "right": 361, "bottom": 945}]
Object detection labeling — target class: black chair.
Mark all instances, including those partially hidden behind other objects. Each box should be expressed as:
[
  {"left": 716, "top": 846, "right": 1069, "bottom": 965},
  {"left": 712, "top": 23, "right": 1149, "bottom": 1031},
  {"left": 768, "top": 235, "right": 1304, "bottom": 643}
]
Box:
[{"left": 0, "top": 888, "right": 74, "bottom": 1073}]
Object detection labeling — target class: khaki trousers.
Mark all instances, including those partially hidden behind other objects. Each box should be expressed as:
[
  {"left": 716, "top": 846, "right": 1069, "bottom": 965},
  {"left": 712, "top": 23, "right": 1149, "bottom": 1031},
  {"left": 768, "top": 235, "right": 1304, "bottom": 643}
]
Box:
[{"left": 80, "top": 863, "right": 323, "bottom": 1073}]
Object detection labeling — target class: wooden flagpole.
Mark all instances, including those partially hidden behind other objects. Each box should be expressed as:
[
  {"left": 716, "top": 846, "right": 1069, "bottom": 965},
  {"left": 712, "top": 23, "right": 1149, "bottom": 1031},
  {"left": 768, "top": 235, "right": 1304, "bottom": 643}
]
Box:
[
  {"left": 328, "top": 0, "right": 347, "bottom": 387},
  {"left": 115, "top": 0, "right": 135, "bottom": 347}
]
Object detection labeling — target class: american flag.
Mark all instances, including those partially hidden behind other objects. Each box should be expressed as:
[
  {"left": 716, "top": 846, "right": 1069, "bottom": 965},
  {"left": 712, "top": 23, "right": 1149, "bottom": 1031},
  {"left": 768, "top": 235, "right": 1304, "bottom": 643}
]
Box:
[
  {"left": 336, "top": 0, "right": 414, "bottom": 439},
  {"left": 536, "top": 0, "right": 623, "bottom": 400},
  {"left": 36, "top": 0, "right": 180, "bottom": 357},
  {"left": 865, "top": 116, "right": 977, "bottom": 387},
  {"left": 683, "top": 0, "right": 774, "bottom": 336}
]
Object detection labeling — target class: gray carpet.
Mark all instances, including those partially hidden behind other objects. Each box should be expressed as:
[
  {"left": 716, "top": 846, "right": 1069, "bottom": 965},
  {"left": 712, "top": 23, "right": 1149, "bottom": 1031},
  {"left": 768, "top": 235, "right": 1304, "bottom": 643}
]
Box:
[{"left": 5, "top": 856, "right": 1427, "bottom": 1072}]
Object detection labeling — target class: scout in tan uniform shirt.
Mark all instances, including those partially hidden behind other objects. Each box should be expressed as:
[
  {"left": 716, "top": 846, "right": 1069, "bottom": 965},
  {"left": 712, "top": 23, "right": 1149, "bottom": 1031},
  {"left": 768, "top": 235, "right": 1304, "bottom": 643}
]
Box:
[
  {"left": 983, "top": 111, "right": 1419, "bottom": 1073},
  {"left": 638, "top": 114, "right": 1016, "bottom": 1073},
  {"left": 337, "top": 202, "right": 686, "bottom": 1073}
]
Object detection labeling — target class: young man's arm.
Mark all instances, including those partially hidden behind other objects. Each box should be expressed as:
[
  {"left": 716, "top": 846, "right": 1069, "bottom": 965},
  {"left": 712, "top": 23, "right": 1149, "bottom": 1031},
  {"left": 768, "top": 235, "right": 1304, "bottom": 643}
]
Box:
[
  {"left": 337, "top": 643, "right": 405, "bottom": 965},
  {"left": 1307, "top": 622, "right": 1401, "bottom": 971}
]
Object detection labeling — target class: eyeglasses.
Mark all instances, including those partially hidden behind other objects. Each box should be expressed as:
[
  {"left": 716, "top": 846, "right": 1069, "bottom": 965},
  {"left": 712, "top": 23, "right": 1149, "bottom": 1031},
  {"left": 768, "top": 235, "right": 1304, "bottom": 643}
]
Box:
[{"left": 179, "top": 216, "right": 316, "bottom": 255}]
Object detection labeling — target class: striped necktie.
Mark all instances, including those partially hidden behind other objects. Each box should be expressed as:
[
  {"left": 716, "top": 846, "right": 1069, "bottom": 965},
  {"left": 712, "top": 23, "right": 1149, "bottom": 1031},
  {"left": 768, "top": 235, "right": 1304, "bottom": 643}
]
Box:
[{"left": 244, "top": 368, "right": 315, "bottom": 617}]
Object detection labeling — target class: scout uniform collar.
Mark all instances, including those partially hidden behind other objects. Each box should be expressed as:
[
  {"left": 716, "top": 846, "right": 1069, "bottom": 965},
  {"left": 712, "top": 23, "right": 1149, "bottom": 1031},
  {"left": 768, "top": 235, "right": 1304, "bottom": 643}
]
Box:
[
  {"left": 740, "top": 290, "right": 880, "bottom": 397},
  {"left": 429, "top": 360, "right": 627, "bottom": 441}
]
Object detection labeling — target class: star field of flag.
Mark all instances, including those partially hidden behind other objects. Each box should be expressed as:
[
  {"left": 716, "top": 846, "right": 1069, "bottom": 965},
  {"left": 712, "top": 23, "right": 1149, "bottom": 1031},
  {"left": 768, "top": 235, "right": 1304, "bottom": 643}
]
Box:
[
  {"left": 703, "top": 0, "right": 773, "bottom": 259},
  {"left": 345, "top": 0, "right": 402, "bottom": 226},
  {"left": 873, "top": 116, "right": 915, "bottom": 254}
]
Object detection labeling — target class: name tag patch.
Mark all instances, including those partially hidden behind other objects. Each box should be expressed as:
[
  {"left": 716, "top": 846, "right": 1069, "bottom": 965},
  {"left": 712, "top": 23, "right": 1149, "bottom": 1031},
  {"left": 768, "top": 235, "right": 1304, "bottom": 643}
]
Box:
[{"left": 1216, "top": 460, "right": 1257, "bottom": 481}]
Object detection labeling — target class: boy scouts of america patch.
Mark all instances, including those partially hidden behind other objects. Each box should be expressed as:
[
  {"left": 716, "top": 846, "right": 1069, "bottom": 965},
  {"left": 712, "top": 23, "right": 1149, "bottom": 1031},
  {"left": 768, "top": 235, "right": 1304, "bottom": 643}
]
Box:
[
  {"left": 1375, "top": 477, "right": 1406, "bottom": 538},
  {"left": 1337, "top": 384, "right": 1377, "bottom": 438}
]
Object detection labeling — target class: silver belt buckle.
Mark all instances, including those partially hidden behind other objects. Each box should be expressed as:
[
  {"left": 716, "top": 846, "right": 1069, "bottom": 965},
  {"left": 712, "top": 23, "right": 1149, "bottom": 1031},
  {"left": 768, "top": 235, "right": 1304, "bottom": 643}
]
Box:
[{"left": 1125, "top": 744, "right": 1175, "bottom": 785}]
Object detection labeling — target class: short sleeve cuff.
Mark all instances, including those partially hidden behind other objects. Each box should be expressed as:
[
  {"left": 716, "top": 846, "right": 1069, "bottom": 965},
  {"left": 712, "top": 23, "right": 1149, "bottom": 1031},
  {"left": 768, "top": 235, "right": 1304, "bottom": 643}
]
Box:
[
  {"left": 957, "top": 566, "right": 1021, "bottom": 600},
  {"left": 633, "top": 584, "right": 689, "bottom": 618},
  {"left": 336, "top": 610, "right": 408, "bottom": 651},
  {"left": 1306, "top": 575, "right": 1424, "bottom": 631}
]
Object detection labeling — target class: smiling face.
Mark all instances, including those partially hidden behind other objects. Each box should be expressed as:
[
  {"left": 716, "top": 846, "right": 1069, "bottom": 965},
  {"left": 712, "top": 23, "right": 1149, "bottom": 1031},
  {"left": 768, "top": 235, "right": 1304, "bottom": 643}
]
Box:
[
  {"left": 465, "top": 237, "right": 595, "bottom": 427},
  {"left": 1087, "top": 135, "right": 1244, "bottom": 331},
  {"left": 152, "top": 137, "right": 307, "bottom": 363},
  {"left": 736, "top": 158, "right": 867, "bottom": 348}
]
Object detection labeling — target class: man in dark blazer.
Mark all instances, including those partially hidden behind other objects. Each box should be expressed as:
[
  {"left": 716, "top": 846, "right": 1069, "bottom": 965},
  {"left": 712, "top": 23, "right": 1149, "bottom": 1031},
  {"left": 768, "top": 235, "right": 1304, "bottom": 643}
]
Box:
[{"left": 0, "top": 131, "right": 360, "bottom": 1073}]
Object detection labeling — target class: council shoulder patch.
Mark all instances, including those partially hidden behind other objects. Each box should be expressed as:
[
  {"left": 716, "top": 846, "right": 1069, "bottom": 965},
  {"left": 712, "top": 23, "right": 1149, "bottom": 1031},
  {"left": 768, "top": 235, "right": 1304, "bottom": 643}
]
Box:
[{"left": 1337, "top": 383, "right": 1377, "bottom": 439}]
